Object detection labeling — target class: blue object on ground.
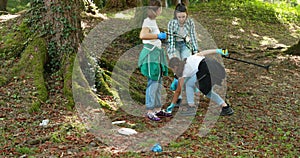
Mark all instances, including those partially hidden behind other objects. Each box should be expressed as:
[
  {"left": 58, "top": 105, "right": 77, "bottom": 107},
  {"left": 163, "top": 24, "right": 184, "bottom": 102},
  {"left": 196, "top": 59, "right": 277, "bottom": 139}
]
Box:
[{"left": 151, "top": 143, "right": 163, "bottom": 152}]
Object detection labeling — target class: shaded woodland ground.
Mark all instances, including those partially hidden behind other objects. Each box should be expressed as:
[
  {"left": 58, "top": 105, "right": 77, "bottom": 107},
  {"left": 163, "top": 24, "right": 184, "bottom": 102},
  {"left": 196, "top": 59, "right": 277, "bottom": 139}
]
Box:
[{"left": 1, "top": 2, "right": 300, "bottom": 157}]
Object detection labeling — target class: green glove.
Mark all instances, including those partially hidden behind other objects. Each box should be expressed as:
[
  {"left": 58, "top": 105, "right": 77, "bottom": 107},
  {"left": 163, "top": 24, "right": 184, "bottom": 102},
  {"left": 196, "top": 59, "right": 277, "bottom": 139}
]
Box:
[{"left": 216, "top": 49, "right": 229, "bottom": 56}]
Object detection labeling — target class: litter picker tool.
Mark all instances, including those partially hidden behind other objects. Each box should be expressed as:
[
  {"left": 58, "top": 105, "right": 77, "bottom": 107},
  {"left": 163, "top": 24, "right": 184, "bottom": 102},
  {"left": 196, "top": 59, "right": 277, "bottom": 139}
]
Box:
[
  {"left": 167, "top": 32, "right": 192, "bottom": 52},
  {"left": 167, "top": 32, "right": 185, "bottom": 40},
  {"left": 223, "top": 56, "right": 271, "bottom": 71},
  {"left": 167, "top": 33, "right": 270, "bottom": 71}
]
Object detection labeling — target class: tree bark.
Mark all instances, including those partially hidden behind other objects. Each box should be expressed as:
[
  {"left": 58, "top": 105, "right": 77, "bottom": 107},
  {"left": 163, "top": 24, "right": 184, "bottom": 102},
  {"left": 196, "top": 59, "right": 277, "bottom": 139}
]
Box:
[
  {"left": 0, "top": 0, "right": 8, "bottom": 11},
  {"left": 134, "top": 0, "right": 148, "bottom": 27},
  {"left": 29, "top": 0, "right": 83, "bottom": 107},
  {"left": 105, "top": 0, "right": 126, "bottom": 9},
  {"left": 104, "top": 0, "right": 136, "bottom": 9},
  {"left": 47, "top": 0, "right": 82, "bottom": 107}
]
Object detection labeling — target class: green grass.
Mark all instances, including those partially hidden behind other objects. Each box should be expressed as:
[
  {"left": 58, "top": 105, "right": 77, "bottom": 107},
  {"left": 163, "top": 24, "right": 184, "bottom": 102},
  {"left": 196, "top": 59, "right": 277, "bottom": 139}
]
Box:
[
  {"left": 190, "top": 0, "right": 300, "bottom": 24},
  {"left": 7, "top": 0, "right": 31, "bottom": 14},
  {"left": 16, "top": 146, "right": 37, "bottom": 155},
  {"left": 0, "top": 0, "right": 299, "bottom": 157}
]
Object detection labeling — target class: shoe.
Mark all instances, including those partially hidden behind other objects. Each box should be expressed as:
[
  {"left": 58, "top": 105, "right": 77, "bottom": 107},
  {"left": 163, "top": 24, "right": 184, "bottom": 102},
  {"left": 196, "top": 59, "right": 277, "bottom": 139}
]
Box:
[
  {"left": 147, "top": 113, "right": 161, "bottom": 121},
  {"left": 220, "top": 106, "right": 234, "bottom": 116},
  {"left": 179, "top": 106, "right": 196, "bottom": 116},
  {"left": 156, "top": 110, "right": 172, "bottom": 117}
]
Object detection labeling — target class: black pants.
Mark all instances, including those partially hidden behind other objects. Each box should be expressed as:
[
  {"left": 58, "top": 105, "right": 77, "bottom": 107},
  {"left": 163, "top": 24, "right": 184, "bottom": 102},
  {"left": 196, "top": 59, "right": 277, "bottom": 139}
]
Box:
[{"left": 196, "top": 58, "right": 226, "bottom": 95}]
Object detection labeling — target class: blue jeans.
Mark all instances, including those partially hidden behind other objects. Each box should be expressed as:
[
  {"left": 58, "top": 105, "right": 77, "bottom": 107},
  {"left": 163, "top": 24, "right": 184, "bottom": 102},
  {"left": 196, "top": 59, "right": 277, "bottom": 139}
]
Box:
[
  {"left": 206, "top": 90, "right": 225, "bottom": 106},
  {"left": 176, "top": 41, "right": 192, "bottom": 60},
  {"left": 185, "top": 74, "right": 225, "bottom": 106},
  {"left": 146, "top": 78, "right": 162, "bottom": 110},
  {"left": 185, "top": 75, "right": 198, "bottom": 105}
]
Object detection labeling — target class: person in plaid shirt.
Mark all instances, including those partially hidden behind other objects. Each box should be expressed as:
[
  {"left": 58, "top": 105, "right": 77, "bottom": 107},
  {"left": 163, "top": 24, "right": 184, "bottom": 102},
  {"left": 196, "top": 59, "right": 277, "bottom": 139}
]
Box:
[
  {"left": 167, "top": 2, "right": 199, "bottom": 59},
  {"left": 167, "top": 3, "right": 200, "bottom": 111}
]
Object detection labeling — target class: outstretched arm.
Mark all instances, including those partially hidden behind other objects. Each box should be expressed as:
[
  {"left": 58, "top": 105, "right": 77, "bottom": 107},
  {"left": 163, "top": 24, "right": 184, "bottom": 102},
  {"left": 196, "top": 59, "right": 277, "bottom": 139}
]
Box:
[
  {"left": 196, "top": 49, "right": 228, "bottom": 56},
  {"left": 139, "top": 27, "right": 167, "bottom": 40},
  {"left": 166, "top": 77, "right": 185, "bottom": 113},
  {"left": 139, "top": 27, "right": 158, "bottom": 40},
  {"left": 170, "top": 77, "right": 184, "bottom": 104}
]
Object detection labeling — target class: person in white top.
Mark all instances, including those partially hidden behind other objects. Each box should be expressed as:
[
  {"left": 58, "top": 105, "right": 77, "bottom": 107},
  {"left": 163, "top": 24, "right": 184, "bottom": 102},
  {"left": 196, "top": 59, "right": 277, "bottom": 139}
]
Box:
[
  {"left": 166, "top": 49, "right": 234, "bottom": 116},
  {"left": 138, "top": 0, "right": 172, "bottom": 121}
]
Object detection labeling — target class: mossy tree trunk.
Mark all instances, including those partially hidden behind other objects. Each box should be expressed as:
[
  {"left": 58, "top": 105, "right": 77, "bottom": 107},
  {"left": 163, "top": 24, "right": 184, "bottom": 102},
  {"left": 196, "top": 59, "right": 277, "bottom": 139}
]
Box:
[
  {"left": 29, "top": 0, "right": 83, "bottom": 108},
  {"left": 105, "top": 0, "right": 127, "bottom": 9},
  {"left": 0, "top": 0, "right": 8, "bottom": 11},
  {"left": 104, "top": 0, "right": 137, "bottom": 9},
  {"left": 135, "top": 0, "right": 148, "bottom": 27}
]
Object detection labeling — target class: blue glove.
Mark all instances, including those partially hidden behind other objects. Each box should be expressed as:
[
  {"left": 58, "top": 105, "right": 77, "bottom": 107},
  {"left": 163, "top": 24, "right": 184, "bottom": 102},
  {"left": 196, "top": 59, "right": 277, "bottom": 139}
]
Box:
[
  {"left": 170, "top": 78, "right": 178, "bottom": 91},
  {"left": 166, "top": 103, "right": 175, "bottom": 113},
  {"left": 157, "top": 32, "right": 167, "bottom": 40},
  {"left": 216, "top": 49, "right": 229, "bottom": 56}
]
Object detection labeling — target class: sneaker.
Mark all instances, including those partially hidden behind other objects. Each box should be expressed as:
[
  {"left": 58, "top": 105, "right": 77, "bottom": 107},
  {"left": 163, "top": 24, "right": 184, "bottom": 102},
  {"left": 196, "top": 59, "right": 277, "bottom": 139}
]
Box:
[
  {"left": 147, "top": 113, "right": 161, "bottom": 121},
  {"left": 155, "top": 110, "right": 172, "bottom": 117},
  {"left": 220, "top": 106, "right": 234, "bottom": 116}
]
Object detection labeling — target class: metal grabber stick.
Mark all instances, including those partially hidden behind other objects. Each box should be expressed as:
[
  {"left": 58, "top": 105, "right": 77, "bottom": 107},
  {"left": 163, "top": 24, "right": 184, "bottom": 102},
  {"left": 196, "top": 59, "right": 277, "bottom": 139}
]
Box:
[
  {"left": 167, "top": 33, "right": 270, "bottom": 71},
  {"left": 167, "top": 32, "right": 185, "bottom": 39},
  {"left": 223, "top": 56, "right": 271, "bottom": 71}
]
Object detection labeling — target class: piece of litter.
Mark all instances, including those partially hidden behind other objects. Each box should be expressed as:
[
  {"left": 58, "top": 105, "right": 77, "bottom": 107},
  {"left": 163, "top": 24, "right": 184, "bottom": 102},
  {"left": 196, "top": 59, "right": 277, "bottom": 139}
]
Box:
[
  {"left": 112, "top": 121, "right": 126, "bottom": 125},
  {"left": 39, "top": 119, "right": 49, "bottom": 126},
  {"left": 151, "top": 143, "right": 162, "bottom": 152},
  {"left": 117, "top": 128, "right": 137, "bottom": 135}
]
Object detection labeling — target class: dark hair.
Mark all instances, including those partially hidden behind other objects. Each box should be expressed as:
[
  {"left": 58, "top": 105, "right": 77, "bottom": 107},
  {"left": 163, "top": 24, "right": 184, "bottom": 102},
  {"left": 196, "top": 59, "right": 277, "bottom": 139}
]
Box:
[
  {"left": 174, "top": 3, "right": 188, "bottom": 19},
  {"left": 148, "top": 0, "right": 162, "bottom": 19},
  {"left": 169, "top": 57, "right": 186, "bottom": 77}
]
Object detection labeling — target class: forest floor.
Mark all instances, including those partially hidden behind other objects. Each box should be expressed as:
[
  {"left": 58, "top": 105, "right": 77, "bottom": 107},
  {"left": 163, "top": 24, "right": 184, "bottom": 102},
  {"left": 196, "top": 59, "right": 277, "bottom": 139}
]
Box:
[{"left": 1, "top": 6, "right": 300, "bottom": 158}]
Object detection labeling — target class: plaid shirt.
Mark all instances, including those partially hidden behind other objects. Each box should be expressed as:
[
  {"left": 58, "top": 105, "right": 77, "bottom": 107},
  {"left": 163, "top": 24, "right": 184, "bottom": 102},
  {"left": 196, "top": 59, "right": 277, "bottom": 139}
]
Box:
[{"left": 167, "top": 18, "right": 199, "bottom": 54}]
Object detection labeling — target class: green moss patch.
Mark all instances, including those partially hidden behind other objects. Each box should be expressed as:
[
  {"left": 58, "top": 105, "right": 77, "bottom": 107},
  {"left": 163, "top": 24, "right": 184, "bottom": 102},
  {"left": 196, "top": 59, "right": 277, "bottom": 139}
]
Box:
[{"left": 12, "top": 37, "right": 48, "bottom": 102}]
